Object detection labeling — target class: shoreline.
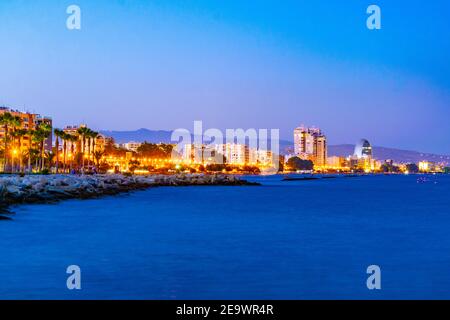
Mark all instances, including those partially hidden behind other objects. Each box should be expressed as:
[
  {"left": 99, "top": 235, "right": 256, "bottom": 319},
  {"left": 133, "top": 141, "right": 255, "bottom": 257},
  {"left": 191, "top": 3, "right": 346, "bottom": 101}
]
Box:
[
  {"left": 0, "top": 174, "right": 259, "bottom": 217},
  {"left": 1, "top": 172, "right": 444, "bottom": 217}
]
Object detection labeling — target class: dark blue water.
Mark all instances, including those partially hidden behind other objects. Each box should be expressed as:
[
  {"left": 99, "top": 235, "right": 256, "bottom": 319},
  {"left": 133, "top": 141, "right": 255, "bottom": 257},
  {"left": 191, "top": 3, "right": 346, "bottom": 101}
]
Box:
[{"left": 1, "top": 175, "right": 450, "bottom": 299}]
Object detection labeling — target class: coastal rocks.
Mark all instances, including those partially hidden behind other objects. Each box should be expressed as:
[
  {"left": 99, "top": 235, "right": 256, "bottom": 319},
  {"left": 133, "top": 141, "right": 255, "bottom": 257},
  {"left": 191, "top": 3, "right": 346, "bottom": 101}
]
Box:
[
  {"left": 0, "top": 174, "right": 259, "bottom": 213},
  {"left": 149, "top": 174, "right": 257, "bottom": 187}
]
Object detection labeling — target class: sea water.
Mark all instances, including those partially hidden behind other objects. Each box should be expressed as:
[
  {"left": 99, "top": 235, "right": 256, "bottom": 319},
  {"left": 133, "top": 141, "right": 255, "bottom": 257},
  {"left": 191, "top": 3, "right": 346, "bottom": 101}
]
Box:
[{"left": 0, "top": 175, "right": 449, "bottom": 299}]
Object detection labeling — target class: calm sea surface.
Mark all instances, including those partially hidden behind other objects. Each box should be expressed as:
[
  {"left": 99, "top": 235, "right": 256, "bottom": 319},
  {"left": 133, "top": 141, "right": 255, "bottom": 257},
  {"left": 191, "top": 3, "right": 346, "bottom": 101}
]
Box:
[{"left": 1, "top": 175, "right": 450, "bottom": 299}]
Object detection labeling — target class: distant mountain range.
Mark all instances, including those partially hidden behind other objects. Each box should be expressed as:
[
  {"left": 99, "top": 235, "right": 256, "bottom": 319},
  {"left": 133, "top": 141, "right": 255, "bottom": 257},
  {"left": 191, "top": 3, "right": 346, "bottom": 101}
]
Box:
[
  {"left": 100, "top": 129, "right": 450, "bottom": 165},
  {"left": 328, "top": 144, "right": 450, "bottom": 165},
  {"left": 100, "top": 129, "right": 174, "bottom": 144},
  {"left": 100, "top": 128, "right": 293, "bottom": 149}
]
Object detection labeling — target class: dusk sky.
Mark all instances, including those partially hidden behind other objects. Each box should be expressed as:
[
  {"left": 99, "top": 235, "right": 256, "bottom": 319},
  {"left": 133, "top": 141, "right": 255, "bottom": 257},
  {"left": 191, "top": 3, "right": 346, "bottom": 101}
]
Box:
[{"left": 1, "top": 0, "right": 449, "bottom": 153}]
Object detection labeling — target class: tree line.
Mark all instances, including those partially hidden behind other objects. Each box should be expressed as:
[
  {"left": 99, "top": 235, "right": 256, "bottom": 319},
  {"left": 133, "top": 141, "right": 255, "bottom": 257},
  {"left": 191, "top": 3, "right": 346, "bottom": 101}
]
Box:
[
  {"left": 0, "top": 112, "right": 104, "bottom": 174},
  {"left": 0, "top": 112, "right": 51, "bottom": 173}
]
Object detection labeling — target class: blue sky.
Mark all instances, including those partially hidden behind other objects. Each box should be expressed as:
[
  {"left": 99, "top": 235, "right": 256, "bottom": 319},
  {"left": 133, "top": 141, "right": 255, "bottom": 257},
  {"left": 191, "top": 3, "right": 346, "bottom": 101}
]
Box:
[{"left": 1, "top": 0, "right": 449, "bottom": 153}]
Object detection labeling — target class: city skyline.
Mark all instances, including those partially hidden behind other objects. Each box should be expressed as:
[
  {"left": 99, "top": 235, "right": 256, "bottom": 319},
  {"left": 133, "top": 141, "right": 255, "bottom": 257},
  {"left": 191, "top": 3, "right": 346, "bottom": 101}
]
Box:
[
  {"left": 2, "top": 105, "right": 450, "bottom": 160},
  {"left": 1, "top": 1, "right": 450, "bottom": 154}
]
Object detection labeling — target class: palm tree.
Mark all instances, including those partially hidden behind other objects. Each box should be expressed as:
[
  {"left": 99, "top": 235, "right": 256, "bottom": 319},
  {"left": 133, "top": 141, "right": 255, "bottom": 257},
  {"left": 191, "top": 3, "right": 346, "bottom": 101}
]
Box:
[
  {"left": 93, "top": 150, "right": 104, "bottom": 167},
  {"left": 10, "top": 130, "right": 20, "bottom": 173},
  {"left": 90, "top": 131, "right": 99, "bottom": 164},
  {"left": 26, "top": 148, "right": 40, "bottom": 172},
  {"left": 9, "top": 116, "right": 22, "bottom": 173},
  {"left": 54, "top": 128, "right": 64, "bottom": 173},
  {"left": 26, "top": 129, "right": 34, "bottom": 173},
  {"left": 12, "top": 129, "right": 28, "bottom": 173},
  {"left": 31, "top": 131, "right": 43, "bottom": 171},
  {"left": 77, "top": 126, "right": 90, "bottom": 171},
  {"left": 44, "top": 150, "right": 55, "bottom": 170},
  {"left": 0, "top": 112, "right": 14, "bottom": 172},
  {"left": 66, "top": 134, "right": 78, "bottom": 172},
  {"left": 32, "top": 123, "right": 52, "bottom": 172},
  {"left": 85, "top": 129, "right": 96, "bottom": 168},
  {"left": 61, "top": 132, "right": 72, "bottom": 173},
  {"left": 31, "top": 130, "right": 45, "bottom": 171},
  {"left": 86, "top": 129, "right": 92, "bottom": 168},
  {"left": 40, "top": 124, "right": 52, "bottom": 171}
]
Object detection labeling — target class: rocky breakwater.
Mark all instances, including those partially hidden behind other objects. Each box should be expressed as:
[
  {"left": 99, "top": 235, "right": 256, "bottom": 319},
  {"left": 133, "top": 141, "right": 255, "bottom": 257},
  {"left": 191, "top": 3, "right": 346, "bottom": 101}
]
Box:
[{"left": 0, "top": 174, "right": 258, "bottom": 217}]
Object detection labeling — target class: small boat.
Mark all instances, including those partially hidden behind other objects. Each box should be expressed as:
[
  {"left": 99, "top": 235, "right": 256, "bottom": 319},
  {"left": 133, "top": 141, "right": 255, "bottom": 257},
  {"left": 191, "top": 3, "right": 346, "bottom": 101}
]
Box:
[{"left": 283, "top": 176, "right": 320, "bottom": 181}]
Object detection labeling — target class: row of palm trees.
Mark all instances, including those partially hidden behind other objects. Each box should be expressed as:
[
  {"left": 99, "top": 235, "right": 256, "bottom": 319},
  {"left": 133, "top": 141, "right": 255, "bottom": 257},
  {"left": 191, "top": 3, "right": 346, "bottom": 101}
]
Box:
[
  {"left": 0, "top": 112, "right": 52, "bottom": 173},
  {"left": 53, "top": 128, "right": 78, "bottom": 173},
  {"left": 53, "top": 126, "right": 101, "bottom": 173},
  {"left": 1, "top": 111, "right": 103, "bottom": 174}
]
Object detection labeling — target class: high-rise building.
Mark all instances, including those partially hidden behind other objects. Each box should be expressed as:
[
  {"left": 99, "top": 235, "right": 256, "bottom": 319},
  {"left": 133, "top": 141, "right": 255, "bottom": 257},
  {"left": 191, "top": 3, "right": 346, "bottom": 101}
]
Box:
[
  {"left": 180, "top": 144, "right": 220, "bottom": 164},
  {"left": 219, "top": 143, "right": 249, "bottom": 165},
  {"left": 293, "top": 126, "right": 327, "bottom": 167},
  {"left": 354, "top": 139, "right": 373, "bottom": 159},
  {"left": 327, "top": 156, "right": 348, "bottom": 169},
  {"left": 182, "top": 143, "right": 273, "bottom": 166},
  {"left": 0, "top": 107, "right": 52, "bottom": 152},
  {"left": 315, "top": 135, "right": 327, "bottom": 167}
]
